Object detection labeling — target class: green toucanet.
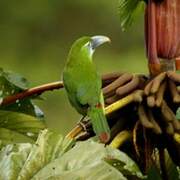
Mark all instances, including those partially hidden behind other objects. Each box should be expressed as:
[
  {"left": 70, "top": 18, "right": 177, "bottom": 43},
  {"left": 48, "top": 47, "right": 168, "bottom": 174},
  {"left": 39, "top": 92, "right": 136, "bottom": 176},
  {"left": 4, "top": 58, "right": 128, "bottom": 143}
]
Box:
[{"left": 63, "top": 36, "right": 111, "bottom": 143}]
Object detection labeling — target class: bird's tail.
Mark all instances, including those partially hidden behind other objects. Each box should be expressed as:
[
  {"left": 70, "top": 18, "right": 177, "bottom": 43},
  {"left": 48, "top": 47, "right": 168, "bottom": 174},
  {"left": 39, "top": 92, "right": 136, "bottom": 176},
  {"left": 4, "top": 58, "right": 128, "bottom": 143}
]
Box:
[{"left": 87, "top": 103, "right": 110, "bottom": 143}]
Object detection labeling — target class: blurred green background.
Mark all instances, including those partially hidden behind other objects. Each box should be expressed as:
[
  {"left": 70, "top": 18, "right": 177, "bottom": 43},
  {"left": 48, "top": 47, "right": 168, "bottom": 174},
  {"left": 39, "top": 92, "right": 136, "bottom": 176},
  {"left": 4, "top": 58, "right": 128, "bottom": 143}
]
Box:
[{"left": 0, "top": 0, "right": 148, "bottom": 134}]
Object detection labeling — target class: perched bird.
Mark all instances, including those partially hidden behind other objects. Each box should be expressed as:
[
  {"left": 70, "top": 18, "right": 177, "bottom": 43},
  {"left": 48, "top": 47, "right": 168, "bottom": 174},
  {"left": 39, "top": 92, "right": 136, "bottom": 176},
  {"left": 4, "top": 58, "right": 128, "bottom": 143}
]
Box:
[{"left": 63, "top": 36, "right": 111, "bottom": 143}]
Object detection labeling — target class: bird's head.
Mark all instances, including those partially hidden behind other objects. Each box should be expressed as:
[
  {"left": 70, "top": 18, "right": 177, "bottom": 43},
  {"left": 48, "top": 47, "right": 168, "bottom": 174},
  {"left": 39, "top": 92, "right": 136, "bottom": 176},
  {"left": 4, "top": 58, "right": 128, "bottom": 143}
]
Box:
[{"left": 68, "top": 35, "right": 111, "bottom": 60}]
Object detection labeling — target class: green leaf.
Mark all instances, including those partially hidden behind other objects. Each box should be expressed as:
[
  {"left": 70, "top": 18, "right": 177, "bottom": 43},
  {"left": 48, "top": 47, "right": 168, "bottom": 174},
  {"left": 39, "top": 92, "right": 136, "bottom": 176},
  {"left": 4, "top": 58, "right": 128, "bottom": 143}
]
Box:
[
  {"left": 0, "top": 68, "right": 44, "bottom": 117},
  {"left": 33, "top": 140, "right": 144, "bottom": 179},
  {"left": 105, "top": 158, "right": 144, "bottom": 179},
  {"left": 166, "top": 151, "right": 180, "bottom": 180},
  {"left": 0, "top": 131, "right": 143, "bottom": 179},
  {"left": 3, "top": 71, "right": 29, "bottom": 90},
  {"left": 176, "top": 107, "right": 180, "bottom": 120},
  {"left": 2, "top": 100, "right": 44, "bottom": 118},
  {"left": 17, "top": 129, "right": 74, "bottom": 180},
  {"left": 119, "top": 0, "right": 145, "bottom": 30},
  {"left": 0, "top": 128, "right": 34, "bottom": 146},
  {"left": 0, "top": 68, "right": 28, "bottom": 99},
  {"left": 167, "top": 163, "right": 180, "bottom": 180},
  {"left": 43, "top": 162, "right": 126, "bottom": 180},
  {"left": 146, "top": 150, "right": 180, "bottom": 180},
  {"left": 0, "top": 143, "right": 32, "bottom": 180},
  {"left": 0, "top": 110, "right": 46, "bottom": 143},
  {"left": 146, "top": 165, "right": 161, "bottom": 180},
  {"left": 0, "top": 130, "right": 74, "bottom": 180}
]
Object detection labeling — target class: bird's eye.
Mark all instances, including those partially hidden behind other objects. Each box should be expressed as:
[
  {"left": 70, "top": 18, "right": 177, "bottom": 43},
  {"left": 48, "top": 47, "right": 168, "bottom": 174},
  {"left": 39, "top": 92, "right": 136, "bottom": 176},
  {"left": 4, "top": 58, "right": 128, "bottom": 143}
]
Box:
[{"left": 89, "top": 42, "right": 95, "bottom": 50}]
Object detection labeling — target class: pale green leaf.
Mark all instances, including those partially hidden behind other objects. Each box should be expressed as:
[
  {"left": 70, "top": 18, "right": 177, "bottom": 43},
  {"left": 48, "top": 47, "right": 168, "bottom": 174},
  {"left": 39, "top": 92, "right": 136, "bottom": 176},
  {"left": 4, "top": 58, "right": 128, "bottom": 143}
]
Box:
[
  {"left": 0, "top": 132, "right": 143, "bottom": 180},
  {"left": 0, "top": 143, "right": 32, "bottom": 180},
  {"left": 33, "top": 140, "right": 144, "bottom": 179},
  {"left": 17, "top": 129, "right": 74, "bottom": 180},
  {"left": 0, "top": 130, "right": 74, "bottom": 180},
  {"left": 45, "top": 161, "right": 126, "bottom": 180}
]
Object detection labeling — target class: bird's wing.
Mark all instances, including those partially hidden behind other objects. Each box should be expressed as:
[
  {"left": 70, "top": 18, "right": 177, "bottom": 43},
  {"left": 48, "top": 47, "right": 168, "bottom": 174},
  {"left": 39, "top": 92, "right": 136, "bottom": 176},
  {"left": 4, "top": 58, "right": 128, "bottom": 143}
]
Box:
[
  {"left": 68, "top": 63, "right": 101, "bottom": 106},
  {"left": 63, "top": 63, "right": 101, "bottom": 113},
  {"left": 63, "top": 70, "right": 87, "bottom": 115},
  {"left": 76, "top": 68, "right": 102, "bottom": 107}
]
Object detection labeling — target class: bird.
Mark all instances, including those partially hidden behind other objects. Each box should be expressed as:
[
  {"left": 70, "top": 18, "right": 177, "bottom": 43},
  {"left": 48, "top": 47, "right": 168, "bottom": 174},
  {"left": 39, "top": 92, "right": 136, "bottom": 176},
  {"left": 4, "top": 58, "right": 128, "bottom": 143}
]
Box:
[{"left": 63, "top": 36, "right": 111, "bottom": 143}]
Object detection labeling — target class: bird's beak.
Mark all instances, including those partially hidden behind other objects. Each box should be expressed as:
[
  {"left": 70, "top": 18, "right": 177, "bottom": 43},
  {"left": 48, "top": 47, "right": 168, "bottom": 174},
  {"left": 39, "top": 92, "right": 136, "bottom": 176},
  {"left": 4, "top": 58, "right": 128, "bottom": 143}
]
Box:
[{"left": 91, "top": 36, "right": 111, "bottom": 50}]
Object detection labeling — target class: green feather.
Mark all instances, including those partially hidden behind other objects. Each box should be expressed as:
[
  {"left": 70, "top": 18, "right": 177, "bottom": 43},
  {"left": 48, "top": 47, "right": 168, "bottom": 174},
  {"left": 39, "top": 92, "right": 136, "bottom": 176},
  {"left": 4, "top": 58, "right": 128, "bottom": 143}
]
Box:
[{"left": 119, "top": 0, "right": 145, "bottom": 30}]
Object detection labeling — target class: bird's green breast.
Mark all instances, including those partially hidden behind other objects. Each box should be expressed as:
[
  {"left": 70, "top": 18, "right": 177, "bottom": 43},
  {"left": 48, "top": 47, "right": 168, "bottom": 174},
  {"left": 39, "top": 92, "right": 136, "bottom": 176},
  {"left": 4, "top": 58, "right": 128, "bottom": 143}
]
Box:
[{"left": 63, "top": 54, "right": 102, "bottom": 110}]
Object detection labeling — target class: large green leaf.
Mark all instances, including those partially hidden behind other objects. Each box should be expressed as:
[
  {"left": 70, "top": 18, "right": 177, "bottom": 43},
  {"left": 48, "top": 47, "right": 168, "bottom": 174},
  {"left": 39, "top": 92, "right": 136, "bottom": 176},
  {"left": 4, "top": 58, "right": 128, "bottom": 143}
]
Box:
[
  {"left": 43, "top": 161, "right": 126, "bottom": 180},
  {"left": 0, "top": 130, "right": 74, "bottom": 180},
  {"left": 0, "top": 130, "right": 143, "bottom": 180},
  {"left": 0, "top": 68, "right": 44, "bottom": 118},
  {"left": 0, "top": 143, "right": 32, "bottom": 180},
  {"left": 17, "top": 129, "right": 74, "bottom": 180},
  {"left": 33, "top": 140, "right": 144, "bottom": 180},
  {"left": 0, "top": 110, "right": 46, "bottom": 144}
]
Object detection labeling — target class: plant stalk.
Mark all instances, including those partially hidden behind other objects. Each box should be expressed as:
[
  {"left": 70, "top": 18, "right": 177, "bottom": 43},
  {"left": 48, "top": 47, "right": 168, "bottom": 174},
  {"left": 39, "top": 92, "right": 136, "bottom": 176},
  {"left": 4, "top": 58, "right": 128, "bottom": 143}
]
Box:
[
  {"left": 1, "top": 81, "right": 64, "bottom": 106},
  {"left": 109, "top": 130, "right": 132, "bottom": 149}
]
